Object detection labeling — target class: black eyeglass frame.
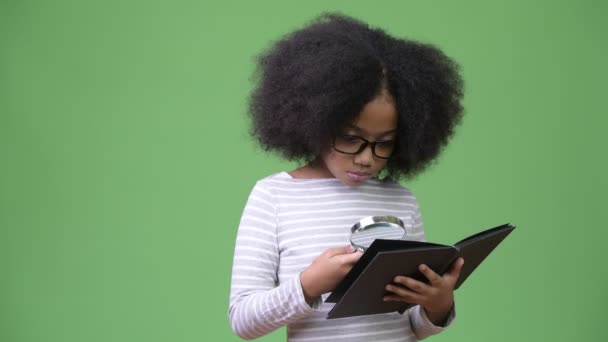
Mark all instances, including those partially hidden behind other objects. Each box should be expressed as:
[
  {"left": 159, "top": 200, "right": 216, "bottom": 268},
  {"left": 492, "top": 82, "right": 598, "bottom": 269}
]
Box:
[{"left": 332, "top": 135, "right": 396, "bottom": 160}]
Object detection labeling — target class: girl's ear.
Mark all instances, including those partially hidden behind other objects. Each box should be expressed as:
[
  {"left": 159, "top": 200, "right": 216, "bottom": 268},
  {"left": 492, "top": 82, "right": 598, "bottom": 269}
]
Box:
[{"left": 308, "top": 155, "right": 323, "bottom": 168}]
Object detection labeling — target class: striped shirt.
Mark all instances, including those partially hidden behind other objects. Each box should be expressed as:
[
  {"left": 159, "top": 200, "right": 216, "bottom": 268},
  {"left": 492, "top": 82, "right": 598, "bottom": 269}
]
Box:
[{"left": 228, "top": 172, "right": 455, "bottom": 341}]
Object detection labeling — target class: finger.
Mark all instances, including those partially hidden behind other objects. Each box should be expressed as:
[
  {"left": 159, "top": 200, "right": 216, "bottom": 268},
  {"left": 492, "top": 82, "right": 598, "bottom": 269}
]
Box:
[
  {"left": 325, "top": 245, "right": 356, "bottom": 257},
  {"left": 446, "top": 257, "right": 465, "bottom": 283},
  {"left": 393, "top": 276, "right": 431, "bottom": 294},
  {"left": 383, "top": 294, "right": 422, "bottom": 304},
  {"left": 418, "top": 264, "right": 442, "bottom": 286},
  {"left": 384, "top": 284, "right": 421, "bottom": 303}
]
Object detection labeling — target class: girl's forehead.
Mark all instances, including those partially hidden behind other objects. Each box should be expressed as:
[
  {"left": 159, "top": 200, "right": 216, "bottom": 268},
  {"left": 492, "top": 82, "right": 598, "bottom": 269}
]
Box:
[
  {"left": 348, "top": 98, "right": 398, "bottom": 135},
  {"left": 345, "top": 123, "right": 397, "bottom": 136}
]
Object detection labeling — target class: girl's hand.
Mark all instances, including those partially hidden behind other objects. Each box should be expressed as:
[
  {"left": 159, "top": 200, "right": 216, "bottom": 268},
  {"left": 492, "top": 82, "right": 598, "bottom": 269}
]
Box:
[
  {"left": 383, "top": 257, "right": 464, "bottom": 326},
  {"left": 300, "top": 245, "right": 363, "bottom": 301}
]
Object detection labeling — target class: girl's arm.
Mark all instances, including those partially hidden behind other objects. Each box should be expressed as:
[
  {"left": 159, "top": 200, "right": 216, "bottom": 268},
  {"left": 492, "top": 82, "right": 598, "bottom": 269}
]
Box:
[
  {"left": 228, "top": 182, "right": 320, "bottom": 339},
  {"left": 404, "top": 194, "right": 457, "bottom": 339}
]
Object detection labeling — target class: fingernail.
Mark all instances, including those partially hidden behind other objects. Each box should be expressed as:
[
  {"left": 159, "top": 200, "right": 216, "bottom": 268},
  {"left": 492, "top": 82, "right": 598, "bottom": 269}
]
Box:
[{"left": 348, "top": 245, "right": 356, "bottom": 252}]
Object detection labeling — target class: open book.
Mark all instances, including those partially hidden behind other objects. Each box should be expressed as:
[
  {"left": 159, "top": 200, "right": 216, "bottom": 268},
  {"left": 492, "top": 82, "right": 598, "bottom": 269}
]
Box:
[{"left": 325, "top": 223, "right": 515, "bottom": 319}]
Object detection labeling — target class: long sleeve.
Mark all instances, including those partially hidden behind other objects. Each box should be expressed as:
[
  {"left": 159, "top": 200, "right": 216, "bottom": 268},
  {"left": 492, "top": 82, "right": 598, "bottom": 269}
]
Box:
[
  {"left": 228, "top": 182, "right": 321, "bottom": 340},
  {"left": 405, "top": 193, "right": 457, "bottom": 340}
]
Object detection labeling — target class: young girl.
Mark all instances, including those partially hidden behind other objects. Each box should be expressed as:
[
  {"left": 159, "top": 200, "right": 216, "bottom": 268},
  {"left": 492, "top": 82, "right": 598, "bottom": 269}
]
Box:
[{"left": 229, "top": 13, "right": 465, "bottom": 341}]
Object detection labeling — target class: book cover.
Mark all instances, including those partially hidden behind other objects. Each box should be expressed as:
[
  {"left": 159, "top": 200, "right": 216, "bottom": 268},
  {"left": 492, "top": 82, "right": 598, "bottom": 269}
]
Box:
[{"left": 325, "top": 223, "right": 515, "bottom": 319}]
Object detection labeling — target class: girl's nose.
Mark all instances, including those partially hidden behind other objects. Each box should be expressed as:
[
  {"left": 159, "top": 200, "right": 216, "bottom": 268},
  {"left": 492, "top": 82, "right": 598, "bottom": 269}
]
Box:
[{"left": 353, "top": 145, "right": 374, "bottom": 166}]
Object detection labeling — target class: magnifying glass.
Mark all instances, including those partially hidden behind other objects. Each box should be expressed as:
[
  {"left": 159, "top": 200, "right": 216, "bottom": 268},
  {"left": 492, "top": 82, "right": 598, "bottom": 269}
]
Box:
[{"left": 350, "top": 215, "right": 411, "bottom": 251}]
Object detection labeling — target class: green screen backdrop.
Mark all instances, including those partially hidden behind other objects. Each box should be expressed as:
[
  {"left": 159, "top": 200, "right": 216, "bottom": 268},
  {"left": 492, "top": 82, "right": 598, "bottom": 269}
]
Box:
[{"left": 1, "top": 1, "right": 606, "bottom": 341}]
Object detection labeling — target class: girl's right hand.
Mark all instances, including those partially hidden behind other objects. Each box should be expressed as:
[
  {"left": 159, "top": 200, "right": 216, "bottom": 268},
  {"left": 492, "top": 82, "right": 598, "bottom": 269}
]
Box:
[{"left": 300, "top": 245, "right": 363, "bottom": 301}]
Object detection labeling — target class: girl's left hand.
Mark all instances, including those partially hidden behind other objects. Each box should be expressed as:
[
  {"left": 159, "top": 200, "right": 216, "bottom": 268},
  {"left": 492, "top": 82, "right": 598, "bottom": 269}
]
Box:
[{"left": 383, "top": 257, "right": 464, "bottom": 326}]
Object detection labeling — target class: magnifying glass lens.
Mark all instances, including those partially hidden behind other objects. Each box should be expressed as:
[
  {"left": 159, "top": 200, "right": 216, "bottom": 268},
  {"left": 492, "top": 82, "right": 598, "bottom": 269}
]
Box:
[{"left": 350, "top": 216, "right": 410, "bottom": 251}]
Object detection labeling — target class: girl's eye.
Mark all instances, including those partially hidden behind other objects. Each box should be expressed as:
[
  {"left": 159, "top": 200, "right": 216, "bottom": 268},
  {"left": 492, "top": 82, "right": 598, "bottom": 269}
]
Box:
[
  {"left": 342, "top": 135, "right": 361, "bottom": 142},
  {"left": 377, "top": 140, "right": 395, "bottom": 146}
]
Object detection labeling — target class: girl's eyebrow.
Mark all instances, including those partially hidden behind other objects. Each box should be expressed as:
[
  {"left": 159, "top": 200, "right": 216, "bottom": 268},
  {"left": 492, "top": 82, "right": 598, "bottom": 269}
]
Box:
[{"left": 346, "top": 124, "right": 398, "bottom": 135}]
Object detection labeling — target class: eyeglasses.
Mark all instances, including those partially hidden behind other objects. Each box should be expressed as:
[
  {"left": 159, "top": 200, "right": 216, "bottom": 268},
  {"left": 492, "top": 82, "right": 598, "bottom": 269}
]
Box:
[{"left": 333, "top": 135, "right": 396, "bottom": 159}]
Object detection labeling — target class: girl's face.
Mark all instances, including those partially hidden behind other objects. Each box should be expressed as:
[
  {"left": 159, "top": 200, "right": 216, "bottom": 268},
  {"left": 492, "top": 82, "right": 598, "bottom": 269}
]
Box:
[{"left": 319, "top": 94, "right": 398, "bottom": 186}]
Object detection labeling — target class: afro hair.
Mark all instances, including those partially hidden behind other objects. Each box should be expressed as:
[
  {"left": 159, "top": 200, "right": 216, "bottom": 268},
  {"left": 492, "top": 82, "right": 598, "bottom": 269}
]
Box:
[{"left": 248, "top": 13, "right": 464, "bottom": 180}]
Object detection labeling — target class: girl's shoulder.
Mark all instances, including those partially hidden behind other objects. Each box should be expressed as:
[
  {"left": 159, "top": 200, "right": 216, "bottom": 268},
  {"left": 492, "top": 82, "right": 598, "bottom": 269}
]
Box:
[{"left": 254, "top": 171, "right": 416, "bottom": 198}]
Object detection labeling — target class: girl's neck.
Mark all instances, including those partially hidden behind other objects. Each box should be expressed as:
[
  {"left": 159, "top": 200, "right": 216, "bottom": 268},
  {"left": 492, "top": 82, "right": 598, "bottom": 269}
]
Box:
[{"left": 288, "top": 161, "right": 334, "bottom": 179}]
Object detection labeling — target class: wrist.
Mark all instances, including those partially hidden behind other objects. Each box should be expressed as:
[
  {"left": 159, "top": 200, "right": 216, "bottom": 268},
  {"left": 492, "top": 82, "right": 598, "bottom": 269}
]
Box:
[
  {"left": 423, "top": 301, "right": 454, "bottom": 327},
  {"left": 300, "top": 270, "right": 320, "bottom": 300}
]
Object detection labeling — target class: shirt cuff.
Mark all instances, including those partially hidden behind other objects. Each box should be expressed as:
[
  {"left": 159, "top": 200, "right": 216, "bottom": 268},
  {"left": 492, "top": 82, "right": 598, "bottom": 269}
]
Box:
[
  {"left": 294, "top": 272, "right": 323, "bottom": 313},
  {"left": 409, "top": 303, "right": 456, "bottom": 339}
]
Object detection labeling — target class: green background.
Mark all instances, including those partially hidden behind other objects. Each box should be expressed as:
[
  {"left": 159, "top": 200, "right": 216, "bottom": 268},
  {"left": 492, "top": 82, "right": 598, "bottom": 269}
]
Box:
[{"left": 1, "top": 1, "right": 606, "bottom": 341}]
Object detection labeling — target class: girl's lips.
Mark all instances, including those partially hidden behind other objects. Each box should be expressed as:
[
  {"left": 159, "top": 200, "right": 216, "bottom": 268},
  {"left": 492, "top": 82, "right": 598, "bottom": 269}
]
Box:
[{"left": 347, "top": 171, "right": 371, "bottom": 182}]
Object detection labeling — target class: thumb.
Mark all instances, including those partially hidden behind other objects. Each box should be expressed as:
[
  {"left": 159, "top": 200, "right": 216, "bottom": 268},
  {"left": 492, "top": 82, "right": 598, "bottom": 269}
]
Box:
[
  {"left": 326, "top": 245, "right": 356, "bottom": 257},
  {"left": 334, "top": 249, "right": 363, "bottom": 265}
]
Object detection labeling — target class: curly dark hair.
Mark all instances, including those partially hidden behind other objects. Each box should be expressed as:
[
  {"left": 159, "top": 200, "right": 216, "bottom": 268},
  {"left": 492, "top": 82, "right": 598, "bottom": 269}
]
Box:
[{"left": 248, "top": 13, "right": 464, "bottom": 180}]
